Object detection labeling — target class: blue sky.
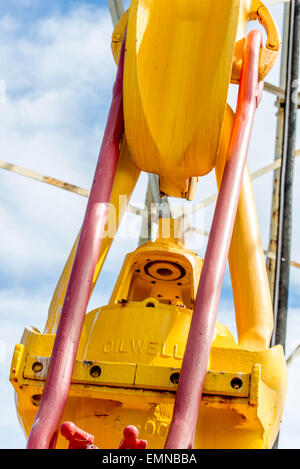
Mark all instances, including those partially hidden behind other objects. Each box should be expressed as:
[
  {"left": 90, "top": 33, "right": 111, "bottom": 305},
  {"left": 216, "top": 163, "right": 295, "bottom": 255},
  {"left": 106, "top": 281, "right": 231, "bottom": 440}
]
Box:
[
  {"left": 0, "top": 0, "right": 111, "bottom": 18},
  {"left": 0, "top": 0, "right": 299, "bottom": 449}
]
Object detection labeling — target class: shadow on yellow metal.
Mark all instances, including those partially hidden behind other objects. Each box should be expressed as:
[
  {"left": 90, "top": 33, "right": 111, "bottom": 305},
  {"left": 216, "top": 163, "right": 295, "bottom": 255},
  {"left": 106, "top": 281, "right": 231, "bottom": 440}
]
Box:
[{"left": 11, "top": 220, "right": 287, "bottom": 449}]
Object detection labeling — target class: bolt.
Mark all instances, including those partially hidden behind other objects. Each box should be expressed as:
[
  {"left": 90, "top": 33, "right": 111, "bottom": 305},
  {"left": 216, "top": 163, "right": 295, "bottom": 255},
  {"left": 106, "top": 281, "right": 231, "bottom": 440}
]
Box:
[
  {"left": 113, "top": 33, "right": 122, "bottom": 41},
  {"left": 170, "top": 372, "right": 180, "bottom": 384},
  {"left": 90, "top": 365, "right": 101, "bottom": 378},
  {"left": 231, "top": 377, "right": 243, "bottom": 390},
  {"left": 32, "top": 361, "right": 43, "bottom": 373},
  {"left": 31, "top": 395, "right": 42, "bottom": 407}
]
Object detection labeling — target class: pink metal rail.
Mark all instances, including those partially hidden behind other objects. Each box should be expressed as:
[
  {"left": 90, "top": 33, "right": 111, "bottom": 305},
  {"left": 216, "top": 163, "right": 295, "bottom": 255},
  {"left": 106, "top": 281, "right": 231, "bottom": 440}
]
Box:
[
  {"left": 26, "top": 37, "right": 127, "bottom": 449},
  {"left": 165, "top": 30, "right": 264, "bottom": 449}
]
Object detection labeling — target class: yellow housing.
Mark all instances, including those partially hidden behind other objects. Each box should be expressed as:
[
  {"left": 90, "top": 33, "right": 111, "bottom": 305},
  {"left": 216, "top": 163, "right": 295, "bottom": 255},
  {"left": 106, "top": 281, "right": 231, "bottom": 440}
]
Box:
[{"left": 10, "top": 222, "right": 287, "bottom": 449}]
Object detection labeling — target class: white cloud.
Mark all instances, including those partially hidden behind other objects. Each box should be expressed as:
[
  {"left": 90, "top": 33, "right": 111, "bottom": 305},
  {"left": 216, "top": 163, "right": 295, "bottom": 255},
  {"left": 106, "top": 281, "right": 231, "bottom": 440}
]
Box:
[{"left": 0, "top": 4, "right": 117, "bottom": 282}]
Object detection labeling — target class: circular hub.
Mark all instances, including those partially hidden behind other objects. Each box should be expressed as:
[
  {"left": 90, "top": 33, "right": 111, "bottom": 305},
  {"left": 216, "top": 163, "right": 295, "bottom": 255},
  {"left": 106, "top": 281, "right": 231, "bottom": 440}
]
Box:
[{"left": 144, "top": 261, "right": 185, "bottom": 281}]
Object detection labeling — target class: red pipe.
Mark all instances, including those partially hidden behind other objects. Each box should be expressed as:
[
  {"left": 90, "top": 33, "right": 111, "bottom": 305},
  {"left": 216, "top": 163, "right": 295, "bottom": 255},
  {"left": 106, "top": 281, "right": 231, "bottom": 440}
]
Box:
[
  {"left": 119, "top": 426, "right": 148, "bottom": 449},
  {"left": 26, "top": 36, "right": 127, "bottom": 449},
  {"left": 60, "top": 422, "right": 98, "bottom": 449},
  {"left": 165, "top": 31, "right": 263, "bottom": 449}
]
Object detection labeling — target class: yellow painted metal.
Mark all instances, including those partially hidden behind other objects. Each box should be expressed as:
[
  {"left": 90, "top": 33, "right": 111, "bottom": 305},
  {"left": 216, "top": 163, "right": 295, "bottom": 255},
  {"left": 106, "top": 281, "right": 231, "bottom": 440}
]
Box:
[
  {"left": 11, "top": 223, "right": 287, "bottom": 449},
  {"left": 123, "top": 0, "right": 240, "bottom": 198},
  {"left": 109, "top": 0, "right": 277, "bottom": 350},
  {"left": 44, "top": 140, "right": 140, "bottom": 334},
  {"left": 112, "top": 0, "right": 280, "bottom": 199},
  {"left": 112, "top": 2, "right": 280, "bottom": 87},
  {"left": 111, "top": 9, "right": 129, "bottom": 63},
  {"left": 215, "top": 106, "right": 274, "bottom": 350},
  {"left": 232, "top": 0, "right": 281, "bottom": 83},
  {"left": 109, "top": 219, "right": 202, "bottom": 309}
]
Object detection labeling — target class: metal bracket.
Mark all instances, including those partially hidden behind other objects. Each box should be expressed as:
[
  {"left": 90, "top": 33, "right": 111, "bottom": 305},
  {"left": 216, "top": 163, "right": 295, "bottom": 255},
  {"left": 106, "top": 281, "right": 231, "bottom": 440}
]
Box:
[{"left": 24, "top": 355, "right": 250, "bottom": 398}]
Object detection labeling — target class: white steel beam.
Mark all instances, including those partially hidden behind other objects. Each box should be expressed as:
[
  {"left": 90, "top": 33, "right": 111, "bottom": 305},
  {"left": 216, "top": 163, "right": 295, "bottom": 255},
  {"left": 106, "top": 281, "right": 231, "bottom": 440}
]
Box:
[{"left": 107, "top": 0, "right": 124, "bottom": 27}]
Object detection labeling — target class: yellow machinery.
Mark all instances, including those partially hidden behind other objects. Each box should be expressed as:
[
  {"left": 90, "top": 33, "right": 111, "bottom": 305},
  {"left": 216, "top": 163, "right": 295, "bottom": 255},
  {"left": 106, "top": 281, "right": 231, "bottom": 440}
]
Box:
[
  {"left": 10, "top": 0, "right": 287, "bottom": 449},
  {"left": 11, "top": 219, "right": 287, "bottom": 449}
]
